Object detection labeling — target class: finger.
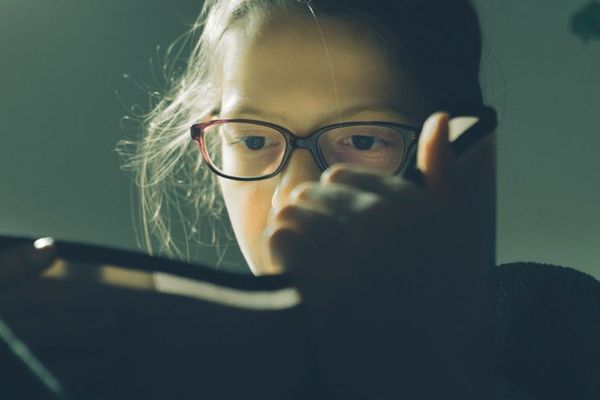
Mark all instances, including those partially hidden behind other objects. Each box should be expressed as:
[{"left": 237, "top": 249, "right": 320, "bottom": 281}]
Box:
[
  {"left": 266, "top": 225, "right": 324, "bottom": 275},
  {"left": 291, "top": 178, "right": 429, "bottom": 221},
  {"left": 320, "top": 163, "right": 403, "bottom": 198},
  {"left": 268, "top": 202, "right": 346, "bottom": 242},
  {"left": 261, "top": 222, "right": 300, "bottom": 275},
  {"left": 289, "top": 182, "right": 380, "bottom": 218},
  {"left": 417, "top": 112, "right": 455, "bottom": 205},
  {"left": 266, "top": 219, "right": 358, "bottom": 304}
]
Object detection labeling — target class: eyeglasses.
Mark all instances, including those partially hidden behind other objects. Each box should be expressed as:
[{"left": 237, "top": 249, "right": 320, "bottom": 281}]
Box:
[{"left": 190, "top": 118, "right": 422, "bottom": 181}]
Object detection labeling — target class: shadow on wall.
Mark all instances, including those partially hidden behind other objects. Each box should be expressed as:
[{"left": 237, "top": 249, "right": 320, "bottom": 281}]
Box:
[{"left": 571, "top": 1, "right": 600, "bottom": 43}]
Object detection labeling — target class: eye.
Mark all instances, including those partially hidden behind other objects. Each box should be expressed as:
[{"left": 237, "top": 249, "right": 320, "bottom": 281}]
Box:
[
  {"left": 348, "top": 135, "right": 378, "bottom": 150},
  {"left": 340, "top": 134, "right": 387, "bottom": 150},
  {"left": 242, "top": 136, "right": 266, "bottom": 150},
  {"left": 226, "top": 133, "right": 283, "bottom": 153}
]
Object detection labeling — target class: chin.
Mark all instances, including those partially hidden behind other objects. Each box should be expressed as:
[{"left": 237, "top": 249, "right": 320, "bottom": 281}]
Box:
[{"left": 248, "top": 254, "right": 281, "bottom": 276}]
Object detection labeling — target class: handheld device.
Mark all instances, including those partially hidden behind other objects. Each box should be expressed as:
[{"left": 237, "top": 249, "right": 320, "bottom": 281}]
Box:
[
  {"left": 402, "top": 105, "right": 498, "bottom": 185},
  {"left": 0, "top": 106, "right": 498, "bottom": 399}
]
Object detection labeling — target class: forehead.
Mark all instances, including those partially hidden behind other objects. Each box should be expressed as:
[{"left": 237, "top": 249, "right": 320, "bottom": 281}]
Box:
[{"left": 218, "top": 10, "right": 431, "bottom": 126}]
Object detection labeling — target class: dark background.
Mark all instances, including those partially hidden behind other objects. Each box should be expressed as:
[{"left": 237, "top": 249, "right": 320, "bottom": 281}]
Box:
[{"left": 1, "top": 0, "right": 599, "bottom": 278}]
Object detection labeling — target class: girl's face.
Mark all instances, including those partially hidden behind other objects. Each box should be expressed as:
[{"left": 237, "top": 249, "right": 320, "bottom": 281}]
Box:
[{"left": 213, "top": 11, "right": 435, "bottom": 275}]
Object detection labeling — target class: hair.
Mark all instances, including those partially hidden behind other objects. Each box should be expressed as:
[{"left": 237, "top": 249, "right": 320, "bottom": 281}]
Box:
[{"left": 116, "top": 0, "right": 484, "bottom": 268}]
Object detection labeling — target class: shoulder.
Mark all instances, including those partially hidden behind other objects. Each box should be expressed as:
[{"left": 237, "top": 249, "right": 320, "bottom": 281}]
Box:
[
  {"left": 494, "top": 262, "right": 600, "bottom": 330},
  {"left": 494, "top": 261, "right": 600, "bottom": 296},
  {"left": 494, "top": 261, "right": 600, "bottom": 399}
]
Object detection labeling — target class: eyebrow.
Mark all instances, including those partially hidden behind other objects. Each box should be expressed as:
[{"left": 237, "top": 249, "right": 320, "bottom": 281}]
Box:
[{"left": 215, "top": 103, "right": 417, "bottom": 124}]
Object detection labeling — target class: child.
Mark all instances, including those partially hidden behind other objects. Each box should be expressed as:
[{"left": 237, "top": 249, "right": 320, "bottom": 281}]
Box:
[
  {"left": 118, "top": 0, "right": 492, "bottom": 273},
  {"left": 1, "top": 1, "right": 598, "bottom": 398},
  {"left": 115, "top": 0, "right": 597, "bottom": 398}
]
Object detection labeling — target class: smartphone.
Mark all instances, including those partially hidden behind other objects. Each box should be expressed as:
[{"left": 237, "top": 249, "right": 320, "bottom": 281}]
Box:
[{"left": 401, "top": 105, "right": 498, "bottom": 185}]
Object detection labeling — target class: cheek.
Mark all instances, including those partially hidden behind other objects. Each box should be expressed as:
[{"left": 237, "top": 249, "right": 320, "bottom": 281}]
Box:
[{"left": 219, "top": 179, "right": 273, "bottom": 268}]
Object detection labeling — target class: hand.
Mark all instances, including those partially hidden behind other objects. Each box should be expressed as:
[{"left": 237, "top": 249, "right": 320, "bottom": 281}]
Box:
[
  {"left": 0, "top": 238, "right": 57, "bottom": 289},
  {"left": 265, "top": 112, "right": 496, "bottom": 399}
]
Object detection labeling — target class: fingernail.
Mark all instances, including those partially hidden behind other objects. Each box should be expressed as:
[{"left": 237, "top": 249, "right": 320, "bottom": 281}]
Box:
[
  {"left": 425, "top": 112, "right": 445, "bottom": 129},
  {"left": 422, "top": 113, "right": 436, "bottom": 133},
  {"left": 437, "top": 113, "right": 450, "bottom": 143}
]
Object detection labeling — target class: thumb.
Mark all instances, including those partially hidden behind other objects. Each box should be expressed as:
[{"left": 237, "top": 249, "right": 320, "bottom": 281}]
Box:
[
  {"left": 265, "top": 227, "right": 311, "bottom": 275},
  {"left": 416, "top": 112, "right": 455, "bottom": 204}
]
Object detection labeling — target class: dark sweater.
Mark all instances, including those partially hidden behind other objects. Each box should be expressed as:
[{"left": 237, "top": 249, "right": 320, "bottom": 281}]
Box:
[{"left": 494, "top": 262, "right": 600, "bottom": 399}]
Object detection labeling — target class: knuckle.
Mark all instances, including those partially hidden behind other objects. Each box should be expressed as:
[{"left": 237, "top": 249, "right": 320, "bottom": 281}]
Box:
[
  {"left": 321, "top": 164, "right": 352, "bottom": 183},
  {"left": 289, "top": 182, "right": 316, "bottom": 202},
  {"left": 275, "top": 204, "right": 300, "bottom": 221},
  {"left": 363, "top": 194, "right": 389, "bottom": 214},
  {"left": 353, "top": 191, "right": 380, "bottom": 210},
  {"left": 384, "top": 176, "right": 413, "bottom": 198},
  {"left": 377, "top": 179, "right": 434, "bottom": 214}
]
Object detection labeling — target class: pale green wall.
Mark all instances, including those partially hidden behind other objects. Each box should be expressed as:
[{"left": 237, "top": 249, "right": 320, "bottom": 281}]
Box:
[
  {"left": 1, "top": 1, "right": 598, "bottom": 277},
  {"left": 476, "top": 0, "right": 600, "bottom": 278}
]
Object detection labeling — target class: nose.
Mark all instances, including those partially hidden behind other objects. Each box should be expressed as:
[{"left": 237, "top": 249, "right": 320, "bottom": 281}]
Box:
[{"left": 271, "top": 149, "right": 322, "bottom": 210}]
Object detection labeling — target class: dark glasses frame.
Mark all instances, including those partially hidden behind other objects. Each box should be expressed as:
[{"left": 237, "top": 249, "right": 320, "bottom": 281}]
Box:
[{"left": 190, "top": 119, "right": 422, "bottom": 181}]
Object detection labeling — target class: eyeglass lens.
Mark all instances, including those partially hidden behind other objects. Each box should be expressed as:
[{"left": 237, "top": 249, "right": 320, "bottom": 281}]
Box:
[{"left": 202, "top": 122, "right": 409, "bottom": 179}]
